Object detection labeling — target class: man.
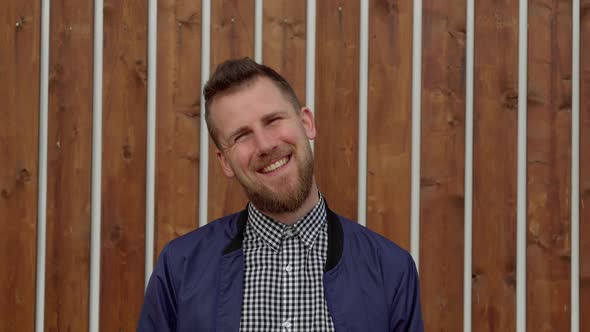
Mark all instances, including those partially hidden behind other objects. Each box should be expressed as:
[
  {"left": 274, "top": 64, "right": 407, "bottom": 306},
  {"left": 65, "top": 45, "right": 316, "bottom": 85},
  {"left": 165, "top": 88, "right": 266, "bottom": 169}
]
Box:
[{"left": 138, "top": 58, "right": 423, "bottom": 331}]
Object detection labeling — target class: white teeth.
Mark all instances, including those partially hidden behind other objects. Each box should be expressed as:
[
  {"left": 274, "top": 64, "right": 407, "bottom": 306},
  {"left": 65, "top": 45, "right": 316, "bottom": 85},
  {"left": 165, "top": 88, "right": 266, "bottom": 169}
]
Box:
[{"left": 261, "top": 157, "right": 289, "bottom": 173}]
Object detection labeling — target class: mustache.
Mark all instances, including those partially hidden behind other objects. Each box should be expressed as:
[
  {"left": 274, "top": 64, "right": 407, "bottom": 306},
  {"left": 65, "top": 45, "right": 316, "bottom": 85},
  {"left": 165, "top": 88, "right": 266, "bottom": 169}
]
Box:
[{"left": 252, "top": 146, "right": 293, "bottom": 170}]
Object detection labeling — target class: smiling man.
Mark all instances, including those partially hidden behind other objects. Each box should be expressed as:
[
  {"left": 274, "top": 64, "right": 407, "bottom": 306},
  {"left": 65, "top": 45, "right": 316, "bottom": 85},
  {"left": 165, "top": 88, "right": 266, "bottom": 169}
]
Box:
[{"left": 138, "top": 58, "right": 423, "bottom": 331}]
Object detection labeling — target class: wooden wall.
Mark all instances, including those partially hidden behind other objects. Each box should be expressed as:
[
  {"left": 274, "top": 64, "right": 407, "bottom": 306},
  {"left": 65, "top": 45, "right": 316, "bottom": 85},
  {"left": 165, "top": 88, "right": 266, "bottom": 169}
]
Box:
[
  {"left": 580, "top": 0, "right": 590, "bottom": 330},
  {"left": 472, "top": 0, "right": 519, "bottom": 329},
  {"left": 1, "top": 1, "right": 40, "bottom": 331},
  {"left": 366, "top": 0, "right": 413, "bottom": 250},
  {"left": 420, "top": 1, "right": 465, "bottom": 330},
  {"left": 0, "top": 0, "right": 587, "bottom": 330},
  {"left": 527, "top": 0, "right": 572, "bottom": 330},
  {"left": 45, "top": 0, "right": 93, "bottom": 330}
]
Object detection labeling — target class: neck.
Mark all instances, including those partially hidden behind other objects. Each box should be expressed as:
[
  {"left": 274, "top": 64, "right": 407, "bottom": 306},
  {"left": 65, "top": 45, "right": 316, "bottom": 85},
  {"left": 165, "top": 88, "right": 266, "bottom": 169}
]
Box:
[{"left": 261, "top": 181, "right": 320, "bottom": 225}]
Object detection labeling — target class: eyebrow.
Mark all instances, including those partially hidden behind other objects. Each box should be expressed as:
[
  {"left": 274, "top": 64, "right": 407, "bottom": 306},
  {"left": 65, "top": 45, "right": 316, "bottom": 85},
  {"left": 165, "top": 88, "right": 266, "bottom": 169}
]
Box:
[{"left": 261, "top": 110, "right": 289, "bottom": 123}]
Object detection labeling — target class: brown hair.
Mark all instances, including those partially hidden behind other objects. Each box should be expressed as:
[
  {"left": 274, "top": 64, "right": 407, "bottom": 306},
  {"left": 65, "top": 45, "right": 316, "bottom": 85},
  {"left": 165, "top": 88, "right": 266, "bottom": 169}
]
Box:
[{"left": 203, "top": 57, "right": 301, "bottom": 148}]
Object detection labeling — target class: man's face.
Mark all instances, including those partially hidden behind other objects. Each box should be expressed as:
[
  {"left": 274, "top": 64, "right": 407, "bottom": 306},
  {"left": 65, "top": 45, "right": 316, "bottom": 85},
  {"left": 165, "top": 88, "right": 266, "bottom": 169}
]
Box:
[{"left": 210, "top": 77, "right": 316, "bottom": 213}]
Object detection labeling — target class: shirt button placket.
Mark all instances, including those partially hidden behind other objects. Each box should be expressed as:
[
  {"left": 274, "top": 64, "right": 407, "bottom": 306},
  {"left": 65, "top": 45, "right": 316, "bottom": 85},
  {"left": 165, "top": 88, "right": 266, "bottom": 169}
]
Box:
[{"left": 282, "top": 226, "right": 294, "bottom": 332}]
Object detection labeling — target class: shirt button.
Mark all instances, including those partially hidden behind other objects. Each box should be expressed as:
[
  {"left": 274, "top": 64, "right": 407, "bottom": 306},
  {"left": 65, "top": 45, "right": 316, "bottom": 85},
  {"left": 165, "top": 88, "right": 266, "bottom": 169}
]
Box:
[
  {"left": 284, "top": 227, "right": 294, "bottom": 237},
  {"left": 284, "top": 264, "right": 292, "bottom": 273},
  {"left": 282, "top": 318, "right": 292, "bottom": 329}
]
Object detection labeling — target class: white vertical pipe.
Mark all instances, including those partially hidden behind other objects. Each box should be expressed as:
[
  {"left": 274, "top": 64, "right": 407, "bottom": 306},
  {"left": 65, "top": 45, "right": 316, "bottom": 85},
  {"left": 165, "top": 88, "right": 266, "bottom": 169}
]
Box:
[
  {"left": 306, "top": 0, "right": 316, "bottom": 151},
  {"left": 357, "top": 0, "right": 368, "bottom": 227},
  {"left": 305, "top": 0, "right": 316, "bottom": 115},
  {"left": 571, "top": 0, "right": 580, "bottom": 330},
  {"left": 199, "top": 0, "right": 211, "bottom": 228},
  {"left": 516, "top": 0, "right": 528, "bottom": 330},
  {"left": 144, "top": 0, "right": 158, "bottom": 287},
  {"left": 463, "top": 0, "right": 475, "bottom": 330},
  {"left": 35, "top": 0, "right": 50, "bottom": 331},
  {"left": 254, "top": 0, "right": 263, "bottom": 63},
  {"left": 89, "top": 0, "right": 104, "bottom": 329},
  {"left": 410, "top": 0, "right": 422, "bottom": 267}
]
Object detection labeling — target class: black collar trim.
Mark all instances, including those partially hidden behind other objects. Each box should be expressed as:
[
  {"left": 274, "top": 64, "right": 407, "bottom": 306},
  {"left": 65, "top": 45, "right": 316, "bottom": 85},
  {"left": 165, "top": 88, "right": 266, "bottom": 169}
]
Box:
[
  {"left": 222, "top": 209, "right": 248, "bottom": 255},
  {"left": 324, "top": 207, "right": 343, "bottom": 272}
]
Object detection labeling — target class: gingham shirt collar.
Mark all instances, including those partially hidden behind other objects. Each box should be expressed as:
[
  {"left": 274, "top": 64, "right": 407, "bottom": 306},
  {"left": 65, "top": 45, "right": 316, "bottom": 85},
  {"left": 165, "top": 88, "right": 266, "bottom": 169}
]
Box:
[{"left": 247, "top": 194, "right": 326, "bottom": 252}]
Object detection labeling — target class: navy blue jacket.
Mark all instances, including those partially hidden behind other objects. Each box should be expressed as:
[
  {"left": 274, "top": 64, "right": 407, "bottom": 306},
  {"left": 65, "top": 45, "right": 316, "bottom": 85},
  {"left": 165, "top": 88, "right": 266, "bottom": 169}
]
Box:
[{"left": 138, "top": 207, "right": 423, "bottom": 331}]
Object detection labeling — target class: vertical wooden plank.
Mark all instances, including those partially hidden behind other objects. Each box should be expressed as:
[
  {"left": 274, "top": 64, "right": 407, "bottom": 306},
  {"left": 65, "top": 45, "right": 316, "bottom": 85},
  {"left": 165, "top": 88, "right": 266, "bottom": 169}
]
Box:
[
  {"left": 155, "top": 0, "right": 202, "bottom": 258},
  {"left": 366, "top": 0, "right": 413, "bottom": 248},
  {"left": 0, "top": 1, "right": 40, "bottom": 330},
  {"left": 472, "top": 0, "right": 519, "bottom": 330},
  {"left": 580, "top": 0, "right": 590, "bottom": 329},
  {"left": 419, "top": 0, "right": 466, "bottom": 330},
  {"left": 207, "top": 0, "right": 254, "bottom": 221},
  {"left": 44, "top": 0, "right": 93, "bottom": 330},
  {"left": 262, "top": 0, "right": 307, "bottom": 105},
  {"left": 100, "top": 0, "right": 147, "bottom": 329},
  {"left": 315, "top": 0, "right": 359, "bottom": 220},
  {"left": 527, "top": 0, "right": 572, "bottom": 330}
]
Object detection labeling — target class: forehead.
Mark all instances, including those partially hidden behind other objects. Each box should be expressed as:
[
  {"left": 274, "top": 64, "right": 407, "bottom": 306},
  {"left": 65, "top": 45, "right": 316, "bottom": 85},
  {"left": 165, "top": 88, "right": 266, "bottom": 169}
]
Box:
[{"left": 209, "top": 77, "right": 295, "bottom": 131}]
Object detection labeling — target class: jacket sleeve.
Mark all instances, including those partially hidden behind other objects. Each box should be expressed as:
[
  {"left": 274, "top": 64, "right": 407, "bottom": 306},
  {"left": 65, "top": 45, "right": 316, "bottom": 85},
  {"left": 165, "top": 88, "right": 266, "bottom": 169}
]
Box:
[
  {"left": 389, "top": 253, "right": 424, "bottom": 332},
  {"left": 138, "top": 244, "right": 178, "bottom": 332}
]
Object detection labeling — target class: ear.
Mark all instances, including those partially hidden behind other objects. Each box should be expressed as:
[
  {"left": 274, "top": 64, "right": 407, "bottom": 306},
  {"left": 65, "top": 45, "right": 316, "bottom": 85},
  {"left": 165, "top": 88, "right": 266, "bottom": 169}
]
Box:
[
  {"left": 216, "top": 149, "right": 235, "bottom": 178},
  {"left": 299, "top": 107, "right": 316, "bottom": 140}
]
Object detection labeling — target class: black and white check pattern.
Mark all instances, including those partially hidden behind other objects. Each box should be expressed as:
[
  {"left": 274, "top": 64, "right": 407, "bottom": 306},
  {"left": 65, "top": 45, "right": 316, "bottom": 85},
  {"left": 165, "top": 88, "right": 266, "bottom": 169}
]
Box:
[{"left": 240, "top": 195, "right": 335, "bottom": 332}]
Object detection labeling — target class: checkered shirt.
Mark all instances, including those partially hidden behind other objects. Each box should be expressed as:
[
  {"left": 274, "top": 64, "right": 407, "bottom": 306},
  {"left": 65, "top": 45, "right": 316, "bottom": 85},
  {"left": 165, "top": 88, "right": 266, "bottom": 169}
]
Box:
[{"left": 240, "top": 196, "right": 335, "bottom": 332}]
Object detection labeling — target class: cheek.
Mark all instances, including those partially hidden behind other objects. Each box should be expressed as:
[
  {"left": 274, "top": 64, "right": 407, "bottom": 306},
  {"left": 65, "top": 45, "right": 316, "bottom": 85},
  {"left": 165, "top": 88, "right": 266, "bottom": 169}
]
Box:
[
  {"left": 276, "top": 126, "right": 304, "bottom": 145},
  {"left": 232, "top": 145, "right": 256, "bottom": 170}
]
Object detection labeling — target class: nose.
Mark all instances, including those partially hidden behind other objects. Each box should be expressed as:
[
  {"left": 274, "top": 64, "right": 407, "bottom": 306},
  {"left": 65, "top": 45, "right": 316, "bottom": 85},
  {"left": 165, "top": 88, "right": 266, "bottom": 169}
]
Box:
[{"left": 253, "top": 128, "right": 277, "bottom": 156}]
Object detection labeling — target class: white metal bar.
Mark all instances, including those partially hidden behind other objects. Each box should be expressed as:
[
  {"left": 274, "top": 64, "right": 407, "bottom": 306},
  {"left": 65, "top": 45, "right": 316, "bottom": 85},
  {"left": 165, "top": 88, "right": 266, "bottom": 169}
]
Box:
[
  {"left": 305, "top": 0, "right": 316, "bottom": 114},
  {"left": 516, "top": 0, "right": 528, "bottom": 330},
  {"left": 35, "top": 0, "right": 50, "bottom": 330},
  {"left": 305, "top": 1, "right": 316, "bottom": 111},
  {"left": 144, "top": 0, "right": 158, "bottom": 288},
  {"left": 463, "top": 0, "right": 475, "bottom": 332},
  {"left": 199, "top": 0, "right": 211, "bottom": 227},
  {"left": 255, "top": 0, "right": 263, "bottom": 63},
  {"left": 571, "top": 0, "right": 580, "bottom": 330},
  {"left": 306, "top": 0, "right": 316, "bottom": 151},
  {"left": 89, "top": 0, "right": 104, "bottom": 329},
  {"left": 463, "top": 0, "right": 475, "bottom": 330},
  {"left": 410, "top": 0, "right": 422, "bottom": 267},
  {"left": 357, "top": 0, "right": 368, "bottom": 227}
]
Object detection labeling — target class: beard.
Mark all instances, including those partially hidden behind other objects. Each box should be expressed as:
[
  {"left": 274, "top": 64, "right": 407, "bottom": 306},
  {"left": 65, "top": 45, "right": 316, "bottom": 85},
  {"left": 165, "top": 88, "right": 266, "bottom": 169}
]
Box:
[{"left": 237, "top": 143, "right": 314, "bottom": 214}]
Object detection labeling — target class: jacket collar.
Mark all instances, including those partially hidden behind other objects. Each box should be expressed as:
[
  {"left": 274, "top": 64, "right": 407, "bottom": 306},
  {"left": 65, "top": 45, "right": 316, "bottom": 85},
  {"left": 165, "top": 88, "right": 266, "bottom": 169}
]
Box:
[{"left": 222, "top": 203, "right": 343, "bottom": 272}]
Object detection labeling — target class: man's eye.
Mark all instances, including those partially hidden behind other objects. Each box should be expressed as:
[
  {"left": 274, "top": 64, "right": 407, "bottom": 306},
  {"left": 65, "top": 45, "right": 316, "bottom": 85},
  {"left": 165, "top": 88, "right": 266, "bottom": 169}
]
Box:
[{"left": 234, "top": 133, "right": 248, "bottom": 142}]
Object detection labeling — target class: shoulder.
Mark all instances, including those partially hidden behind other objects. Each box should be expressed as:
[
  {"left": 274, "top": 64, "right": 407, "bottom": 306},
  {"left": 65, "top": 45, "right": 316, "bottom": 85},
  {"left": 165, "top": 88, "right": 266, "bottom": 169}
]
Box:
[
  {"left": 160, "top": 211, "right": 244, "bottom": 263},
  {"left": 337, "top": 214, "right": 415, "bottom": 272}
]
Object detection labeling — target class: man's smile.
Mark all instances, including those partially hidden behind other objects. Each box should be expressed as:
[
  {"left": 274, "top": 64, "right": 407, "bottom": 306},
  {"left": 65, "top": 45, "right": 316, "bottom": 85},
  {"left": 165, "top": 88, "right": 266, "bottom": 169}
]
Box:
[{"left": 258, "top": 154, "right": 291, "bottom": 174}]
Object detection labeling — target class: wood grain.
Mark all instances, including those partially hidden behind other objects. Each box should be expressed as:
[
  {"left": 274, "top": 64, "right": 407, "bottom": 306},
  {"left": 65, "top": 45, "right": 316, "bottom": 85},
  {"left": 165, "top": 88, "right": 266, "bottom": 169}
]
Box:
[
  {"left": 580, "top": 0, "right": 590, "bottom": 330},
  {"left": 527, "top": 0, "right": 572, "bottom": 330},
  {"left": 0, "top": 1, "right": 40, "bottom": 330},
  {"left": 472, "top": 0, "right": 519, "bottom": 330},
  {"left": 207, "top": 0, "right": 254, "bottom": 221},
  {"left": 419, "top": 0, "right": 466, "bottom": 330},
  {"left": 44, "top": 0, "right": 93, "bottom": 330},
  {"left": 366, "top": 0, "right": 413, "bottom": 248},
  {"left": 314, "top": 0, "right": 359, "bottom": 220},
  {"left": 155, "top": 0, "right": 202, "bottom": 259},
  {"left": 262, "top": 0, "right": 307, "bottom": 105},
  {"left": 100, "top": 0, "right": 147, "bottom": 329}
]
